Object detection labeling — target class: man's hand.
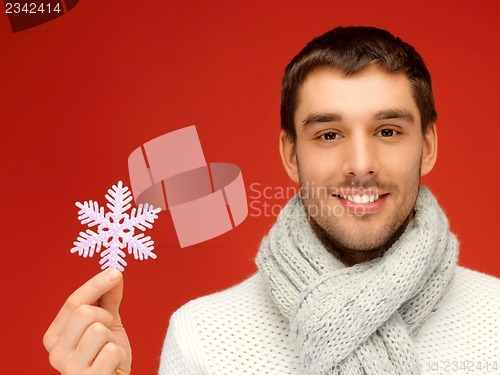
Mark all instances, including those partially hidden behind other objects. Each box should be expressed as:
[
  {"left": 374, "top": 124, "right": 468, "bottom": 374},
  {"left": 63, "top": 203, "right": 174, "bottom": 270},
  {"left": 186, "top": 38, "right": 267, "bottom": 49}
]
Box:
[{"left": 43, "top": 268, "right": 132, "bottom": 375}]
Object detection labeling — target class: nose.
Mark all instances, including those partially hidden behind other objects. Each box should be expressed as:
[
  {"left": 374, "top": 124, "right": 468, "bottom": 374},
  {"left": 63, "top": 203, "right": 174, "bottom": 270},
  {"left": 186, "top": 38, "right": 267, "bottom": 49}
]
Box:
[{"left": 341, "top": 132, "right": 379, "bottom": 179}]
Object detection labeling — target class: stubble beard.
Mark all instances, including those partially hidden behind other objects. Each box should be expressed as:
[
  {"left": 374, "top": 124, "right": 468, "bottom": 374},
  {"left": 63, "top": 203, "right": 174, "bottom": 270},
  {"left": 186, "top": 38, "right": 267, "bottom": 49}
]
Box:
[{"left": 298, "top": 165, "right": 421, "bottom": 262}]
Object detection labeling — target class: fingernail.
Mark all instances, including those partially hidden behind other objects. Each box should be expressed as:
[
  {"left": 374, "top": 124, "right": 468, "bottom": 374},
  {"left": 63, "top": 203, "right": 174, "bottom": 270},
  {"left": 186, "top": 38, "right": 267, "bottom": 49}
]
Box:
[{"left": 107, "top": 268, "right": 122, "bottom": 281}]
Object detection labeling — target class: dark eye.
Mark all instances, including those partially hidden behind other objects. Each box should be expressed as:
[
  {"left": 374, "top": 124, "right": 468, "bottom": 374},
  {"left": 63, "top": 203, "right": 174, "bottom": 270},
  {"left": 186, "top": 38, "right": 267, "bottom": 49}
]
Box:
[
  {"left": 377, "top": 129, "right": 399, "bottom": 137},
  {"left": 320, "top": 132, "right": 342, "bottom": 141}
]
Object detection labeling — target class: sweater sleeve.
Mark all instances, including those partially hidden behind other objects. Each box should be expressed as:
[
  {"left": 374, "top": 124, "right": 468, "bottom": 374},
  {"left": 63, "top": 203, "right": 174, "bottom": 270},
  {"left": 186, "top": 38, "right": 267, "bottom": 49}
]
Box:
[{"left": 158, "top": 302, "right": 208, "bottom": 375}]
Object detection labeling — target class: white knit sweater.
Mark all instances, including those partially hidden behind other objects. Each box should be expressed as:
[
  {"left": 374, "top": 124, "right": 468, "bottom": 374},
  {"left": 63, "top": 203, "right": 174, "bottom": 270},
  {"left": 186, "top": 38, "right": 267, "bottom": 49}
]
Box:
[{"left": 159, "top": 267, "right": 499, "bottom": 374}]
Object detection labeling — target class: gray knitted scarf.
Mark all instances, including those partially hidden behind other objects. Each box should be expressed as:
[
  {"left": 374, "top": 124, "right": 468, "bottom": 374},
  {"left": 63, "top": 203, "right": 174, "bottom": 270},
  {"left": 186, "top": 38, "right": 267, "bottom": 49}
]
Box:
[{"left": 256, "top": 187, "right": 458, "bottom": 375}]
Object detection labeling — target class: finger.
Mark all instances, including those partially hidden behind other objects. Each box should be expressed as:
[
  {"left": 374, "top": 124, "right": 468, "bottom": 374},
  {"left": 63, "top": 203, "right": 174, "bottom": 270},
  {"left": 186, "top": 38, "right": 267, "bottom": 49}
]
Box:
[
  {"left": 44, "top": 268, "right": 122, "bottom": 352},
  {"left": 71, "top": 321, "right": 115, "bottom": 370},
  {"left": 97, "top": 270, "right": 124, "bottom": 321},
  {"left": 91, "top": 342, "right": 128, "bottom": 374},
  {"left": 53, "top": 305, "right": 114, "bottom": 357}
]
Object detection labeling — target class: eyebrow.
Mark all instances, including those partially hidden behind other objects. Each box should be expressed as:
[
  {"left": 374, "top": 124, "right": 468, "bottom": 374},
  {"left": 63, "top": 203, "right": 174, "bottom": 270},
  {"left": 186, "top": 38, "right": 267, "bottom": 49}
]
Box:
[
  {"left": 302, "top": 113, "right": 343, "bottom": 125},
  {"left": 374, "top": 109, "right": 415, "bottom": 123},
  {"left": 302, "top": 108, "right": 415, "bottom": 127}
]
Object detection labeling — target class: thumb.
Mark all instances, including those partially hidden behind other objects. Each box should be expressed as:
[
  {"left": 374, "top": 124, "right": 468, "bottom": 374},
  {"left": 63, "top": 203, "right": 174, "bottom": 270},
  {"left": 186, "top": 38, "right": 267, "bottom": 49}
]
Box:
[{"left": 97, "top": 268, "right": 124, "bottom": 320}]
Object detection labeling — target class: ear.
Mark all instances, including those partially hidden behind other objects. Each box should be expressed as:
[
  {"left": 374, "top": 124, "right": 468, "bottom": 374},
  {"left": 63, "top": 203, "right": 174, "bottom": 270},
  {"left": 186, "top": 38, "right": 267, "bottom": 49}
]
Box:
[
  {"left": 420, "top": 123, "right": 438, "bottom": 177},
  {"left": 279, "top": 129, "right": 300, "bottom": 184}
]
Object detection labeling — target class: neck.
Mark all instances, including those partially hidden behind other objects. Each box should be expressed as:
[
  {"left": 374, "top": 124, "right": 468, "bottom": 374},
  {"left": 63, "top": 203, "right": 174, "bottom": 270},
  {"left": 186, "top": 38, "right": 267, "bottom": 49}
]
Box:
[{"left": 309, "top": 210, "right": 414, "bottom": 266}]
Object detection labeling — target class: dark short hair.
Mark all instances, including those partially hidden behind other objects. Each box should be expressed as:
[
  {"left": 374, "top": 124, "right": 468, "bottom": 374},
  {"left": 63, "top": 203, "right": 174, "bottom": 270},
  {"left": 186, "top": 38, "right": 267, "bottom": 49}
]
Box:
[{"left": 281, "top": 26, "right": 437, "bottom": 141}]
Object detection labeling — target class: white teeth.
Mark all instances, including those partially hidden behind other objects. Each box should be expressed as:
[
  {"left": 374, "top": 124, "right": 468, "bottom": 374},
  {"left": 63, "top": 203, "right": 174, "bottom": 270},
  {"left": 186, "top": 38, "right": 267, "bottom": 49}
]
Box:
[{"left": 344, "top": 193, "right": 380, "bottom": 204}]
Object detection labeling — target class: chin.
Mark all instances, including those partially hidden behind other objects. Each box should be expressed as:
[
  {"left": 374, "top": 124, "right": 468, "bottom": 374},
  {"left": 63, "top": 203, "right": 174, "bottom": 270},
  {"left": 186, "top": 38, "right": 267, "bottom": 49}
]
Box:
[
  {"left": 312, "top": 206, "right": 414, "bottom": 254},
  {"left": 337, "top": 233, "right": 389, "bottom": 252}
]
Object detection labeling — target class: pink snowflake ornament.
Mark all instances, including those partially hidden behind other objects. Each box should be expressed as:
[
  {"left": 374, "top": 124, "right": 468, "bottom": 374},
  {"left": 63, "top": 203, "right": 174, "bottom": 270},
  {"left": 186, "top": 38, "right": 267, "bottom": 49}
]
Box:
[{"left": 70, "top": 181, "right": 161, "bottom": 271}]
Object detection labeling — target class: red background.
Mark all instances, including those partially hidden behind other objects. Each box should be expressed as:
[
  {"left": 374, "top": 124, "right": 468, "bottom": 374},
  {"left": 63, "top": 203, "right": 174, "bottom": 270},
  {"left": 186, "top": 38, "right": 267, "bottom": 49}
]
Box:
[{"left": 1, "top": 1, "right": 499, "bottom": 373}]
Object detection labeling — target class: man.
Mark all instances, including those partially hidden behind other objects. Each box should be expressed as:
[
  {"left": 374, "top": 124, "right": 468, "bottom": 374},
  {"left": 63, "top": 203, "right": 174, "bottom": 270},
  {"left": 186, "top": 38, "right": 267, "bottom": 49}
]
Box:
[{"left": 44, "top": 26, "right": 500, "bottom": 374}]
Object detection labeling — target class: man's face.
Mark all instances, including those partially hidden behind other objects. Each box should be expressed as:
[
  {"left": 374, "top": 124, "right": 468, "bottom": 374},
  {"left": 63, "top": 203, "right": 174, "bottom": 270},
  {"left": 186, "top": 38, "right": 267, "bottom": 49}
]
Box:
[{"left": 280, "top": 64, "right": 437, "bottom": 253}]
